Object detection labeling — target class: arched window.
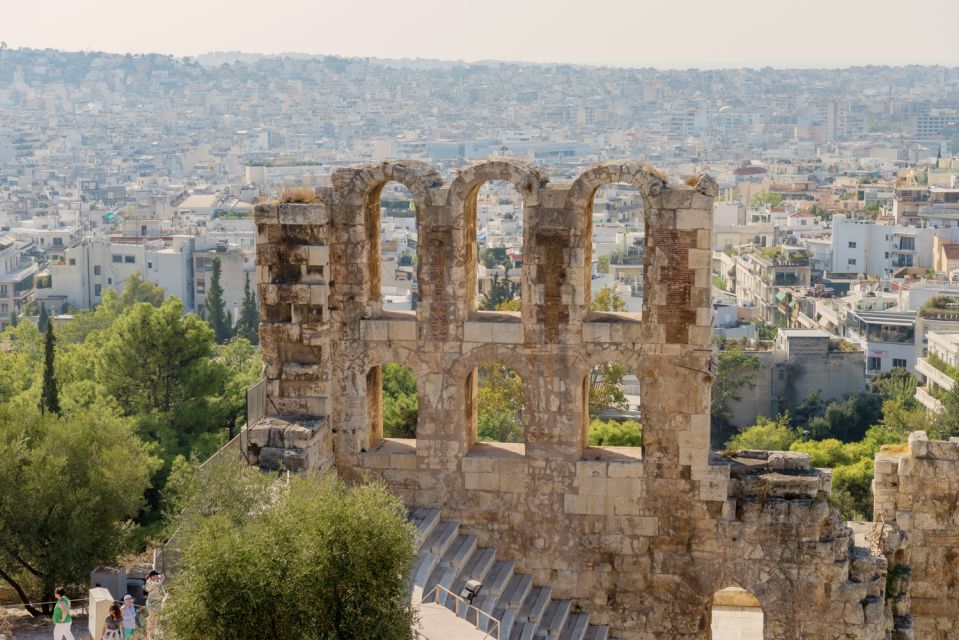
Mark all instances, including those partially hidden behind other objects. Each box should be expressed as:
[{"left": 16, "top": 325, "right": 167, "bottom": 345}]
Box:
[
  {"left": 710, "top": 586, "right": 764, "bottom": 639},
  {"left": 466, "top": 362, "right": 525, "bottom": 452},
  {"left": 371, "top": 181, "right": 416, "bottom": 311},
  {"left": 588, "top": 184, "right": 645, "bottom": 314},
  {"left": 583, "top": 361, "right": 642, "bottom": 453},
  {"left": 472, "top": 181, "right": 524, "bottom": 313},
  {"left": 367, "top": 362, "right": 418, "bottom": 447}
]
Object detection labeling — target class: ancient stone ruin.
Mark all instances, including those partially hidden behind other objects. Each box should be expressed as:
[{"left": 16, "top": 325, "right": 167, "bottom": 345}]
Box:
[{"left": 247, "top": 159, "right": 955, "bottom": 639}]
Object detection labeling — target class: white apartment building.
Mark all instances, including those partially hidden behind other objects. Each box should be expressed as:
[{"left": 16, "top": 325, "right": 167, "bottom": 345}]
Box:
[
  {"left": 193, "top": 242, "right": 254, "bottom": 322},
  {"left": 830, "top": 214, "right": 959, "bottom": 276},
  {"left": 845, "top": 309, "right": 916, "bottom": 375},
  {"left": 46, "top": 235, "right": 195, "bottom": 309},
  {"left": 0, "top": 237, "right": 37, "bottom": 322}
]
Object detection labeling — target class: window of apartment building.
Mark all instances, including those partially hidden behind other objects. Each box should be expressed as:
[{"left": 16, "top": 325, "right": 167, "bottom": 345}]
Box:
[
  {"left": 147, "top": 262, "right": 153, "bottom": 269},
  {"left": 107, "top": 278, "right": 112, "bottom": 285},
  {"left": 112, "top": 255, "right": 122, "bottom": 263},
  {"left": 900, "top": 237, "right": 916, "bottom": 251},
  {"left": 848, "top": 259, "right": 857, "bottom": 266},
  {"left": 53, "top": 237, "right": 63, "bottom": 246},
  {"left": 0, "top": 305, "right": 7, "bottom": 316},
  {"left": 94, "top": 265, "right": 101, "bottom": 276},
  {"left": 884, "top": 252, "right": 889, "bottom": 259},
  {"left": 848, "top": 241, "right": 857, "bottom": 248},
  {"left": 867, "top": 356, "right": 882, "bottom": 371},
  {"left": 124, "top": 255, "right": 135, "bottom": 264},
  {"left": 0, "top": 285, "right": 7, "bottom": 298},
  {"left": 94, "top": 284, "right": 102, "bottom": 296},
  {"left": 196, "top": 279, "right": 206, "bottom": 294},
  {"left": 69, "top": 258, "right": 76, "bottom": 266},
  {"left": 892, "top": 358, "right": 907, "bottom": 369}
]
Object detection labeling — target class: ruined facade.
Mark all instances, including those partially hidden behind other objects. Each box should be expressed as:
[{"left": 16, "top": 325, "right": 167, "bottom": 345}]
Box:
[{"left": 246, "top": 159, "right": 936, "bottom": 639}]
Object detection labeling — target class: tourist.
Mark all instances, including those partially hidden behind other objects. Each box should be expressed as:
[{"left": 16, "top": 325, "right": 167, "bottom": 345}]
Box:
[
  {"left": 100, "top": 602, "right": 123, "bottom": 640},
  {"left": 121, "top": 595, "right": 138, "bottom": 638},
  {"left": 51, "top": 587, "right": 75, "bottom": 640},
  {"left": 144, "top": 571, "right": 165, "bottom": 637}
]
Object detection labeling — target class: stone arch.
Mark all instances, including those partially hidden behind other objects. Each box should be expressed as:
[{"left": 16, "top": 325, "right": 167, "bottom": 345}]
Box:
[
  {"left": 332, "top": 161, "right": 443, "bottom": 314},
  {"left": 706, "top": 583, "right": 765, "bottom": 640},
  {"left": 451, "top": 342, "right": 535, "bottom": 448},
  {"left": 575, "top": 349, "right": 646, "bottom": 452},
  {"left": 566, "top": 162, "right": 665, "bottom": 311},
  {"left": 447, "top": 159, "right": 549, "bottom": 313},
  {"left": 353, "top": 344, "right": 429, "bottom": 446}
]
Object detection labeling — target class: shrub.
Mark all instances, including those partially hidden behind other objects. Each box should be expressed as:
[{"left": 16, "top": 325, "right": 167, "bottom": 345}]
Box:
[{"left": 588, "top": 419, "right": 643, "bottom": 447}]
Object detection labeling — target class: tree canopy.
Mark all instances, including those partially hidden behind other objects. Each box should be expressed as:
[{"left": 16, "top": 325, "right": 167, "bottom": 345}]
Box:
[{"left": 162, "top": 460, "right": 415, "bottom": 640}]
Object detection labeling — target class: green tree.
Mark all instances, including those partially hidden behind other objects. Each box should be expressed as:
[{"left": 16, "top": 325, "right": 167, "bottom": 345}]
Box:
[
  {"left": 590, "top": 285, "right": 627, "bottom": 312},
  {"left": 206, "top": 257, "right": 231, "bottom": 344},
  {"left": 596, "top": 255, "right": 610, "bottom": 274},
  {"left": 588, "top": 362, "right": 629, "bottom": 413},
  {"left": 711, "top": 348, "right": 760, "bottom": 428},
  {"left": 726, "top": 414, "right": 799, "bottom": 451},
  {"left": 588, "top": 419, "right": 642, "bottom": 446},
  {"left": 8, "top": 311, "right": 16, "bottom": 327},
  {"left": 477, "top": 364, "right": 524, "bottom": 442},
  {"left": 481, "top": 273, "right": 518, "bottom": 310},
  {"left": 96, "top": 298, "right": 225, "bottom": 455},
  {"left": 381, "top": 363, "right": 417, "bottom": 438},
  {"left": 162, "top": 465, "right": 415, "bottom": 640},
  {"left": 0, "top": 408, "right": 158, "bottom": 614},
  {"left": 118, "top": 272, "right": 165, "bottom": 309},
  {"left": 37, "top": 303, "right": 48, "bottom": 333},
  {"left": 38, "top": 322, "right": 60, "bottom": 416},
  {"left": 236, "top": 272, "right": 259, "bottom": 345}
]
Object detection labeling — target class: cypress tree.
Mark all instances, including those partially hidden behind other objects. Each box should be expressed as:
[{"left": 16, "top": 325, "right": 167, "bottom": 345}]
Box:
[
  {"left": 38, "top": 302, "right": 49, "bottom": 333},
  {"left": 238, "top": 272, "right": 259, "bottom": 345},
  {"left": 207, "top": 257, "right": 230, "bottom": 343},
  {"left": 39, "top": 322, "right": 60, "bottom": 415},
  {"left": 8, "top": 310, "right": 17, "bottom": 327}
]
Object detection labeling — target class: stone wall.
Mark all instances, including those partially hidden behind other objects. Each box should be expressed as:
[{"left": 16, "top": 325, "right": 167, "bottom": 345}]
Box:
[
  {"left": 874, "top": 431, "right": 959, "bottom": 639},
  {"left": 249, "top": 159, "right": 898, "bottom": 639}
]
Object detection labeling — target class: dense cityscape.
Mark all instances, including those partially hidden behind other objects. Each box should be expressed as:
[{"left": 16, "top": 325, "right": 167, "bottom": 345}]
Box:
[{"left": 2, "top": 40, "right": 959, "bottom": 640}]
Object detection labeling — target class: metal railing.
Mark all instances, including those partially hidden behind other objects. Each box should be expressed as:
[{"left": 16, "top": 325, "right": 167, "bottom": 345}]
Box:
[{"left": 422, "top": 585, "right": 500, "bottom": 640}]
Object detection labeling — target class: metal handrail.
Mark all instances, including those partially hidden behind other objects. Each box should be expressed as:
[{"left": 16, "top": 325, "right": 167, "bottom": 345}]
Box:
[{"left": 422, "top": 585, "right": 500, "bottom": 640}]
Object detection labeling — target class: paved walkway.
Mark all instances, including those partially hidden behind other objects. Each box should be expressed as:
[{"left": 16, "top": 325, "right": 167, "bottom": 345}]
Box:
[{"left": 416, "top": 603, "right": 498, "bottom": 640}]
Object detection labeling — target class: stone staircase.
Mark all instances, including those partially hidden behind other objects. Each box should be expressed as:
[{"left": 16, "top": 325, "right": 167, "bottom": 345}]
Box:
[{"left": 408, "top": 507, "right": 610, "bottom": 640}]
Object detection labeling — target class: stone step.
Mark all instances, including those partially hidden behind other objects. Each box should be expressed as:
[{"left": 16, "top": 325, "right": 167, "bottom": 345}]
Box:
[
  {"left": 492, "top": 605, "right": 520, "bottom": 639},
  {"left": 537, "top": 599, "right": 572, "bottom": 639},
  {"left": 559, "top": 612, "right": 590, "bottom": 640},
  {"left": 440, "top": 533, "right": 478, "bottom": 569},
  {"left": 583, "top": 624, "right": 609, "bottom": 640},
  {"left": 517, "top": 585, "right": 552, "bottom": 626},
  {"left": 422, "top": 520, "right": 459, "bottom": 556},
  {"left": 409, "top": 507, "right": 441, "bottom": 549},
  {"left": 424, "top": 563, "right": 460, "bottom": 607},
  {"left": 449, "top": 547, "right": 497, "bottom": 615},
  {"left": 474, "top": 559, "right": 516, "bottom": 614},
  {"left": 499, "top": 573, "right": 534, "bottom": 610}
]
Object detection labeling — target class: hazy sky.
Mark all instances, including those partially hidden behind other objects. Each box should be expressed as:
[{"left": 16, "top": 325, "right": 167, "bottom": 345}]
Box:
[{"left": 3, "top": 0, "right": 958, "bottom": 69}]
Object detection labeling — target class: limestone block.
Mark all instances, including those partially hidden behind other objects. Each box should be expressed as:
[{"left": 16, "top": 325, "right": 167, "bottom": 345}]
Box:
[
  {"left": 464, "top": 472, "right": 500, "bottom": 492},
  {"left": 768, "top": 451, "right": 811, "bottom": 471},
  {"left": 490, "top": 322, "right": 523, "bottom": 344},
  {"left": 583, "top": 322, "right": 612, "bottom": 343},
  {"left": 463, "top": 321, "right": 493, "bottom": 343},
  {"left": 388, "top": 320, "right": 416, "bottom": 342},
  {"left": 909, "top": 431, "right": 930, "bottom": 458},
  {"left": 253, "top": 204, "right": 279, "bottom": 224},
  {"left": 662, "top": 189, "right": 693, "bottom": 210},
  {"left": 278, "top": 202, "right": 326, "bottom": 225},
  {"left": 675, "top": 209, "right": 712, "bottom": 231},
  {"left": 360, "top": 320, "right": 389, "bottom": 341},
  {"left": 308, "top": 245, "right": 329, "bottom": 266}
]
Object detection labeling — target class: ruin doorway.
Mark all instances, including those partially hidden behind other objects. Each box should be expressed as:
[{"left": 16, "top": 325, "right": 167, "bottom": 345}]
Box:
[
  {"left": 375, "top": 181, "right": 417, "bottom": 311},
  {"left": 367, "top": 362, "right": 418, "bottom": 446},
  {"left": 709, "top": 586, "right": 764, "bottom": 640}
]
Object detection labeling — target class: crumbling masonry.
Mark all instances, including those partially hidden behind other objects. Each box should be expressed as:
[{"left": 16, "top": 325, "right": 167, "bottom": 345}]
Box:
[{"left": 247, "top": 159, "right": 956, "bottom": 638}]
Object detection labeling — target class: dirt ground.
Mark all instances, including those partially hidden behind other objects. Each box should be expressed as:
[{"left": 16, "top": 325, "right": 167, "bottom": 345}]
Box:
[{"left": 1, "top": 610, "right": 91, "bottom": 640}]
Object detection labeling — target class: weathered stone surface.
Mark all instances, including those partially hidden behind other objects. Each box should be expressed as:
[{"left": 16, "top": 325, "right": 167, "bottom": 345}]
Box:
[{"left": 246, "top": 159, "right": 908, "bottom": 639}]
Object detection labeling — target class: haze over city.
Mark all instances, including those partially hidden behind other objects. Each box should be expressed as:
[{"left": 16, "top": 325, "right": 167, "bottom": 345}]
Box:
[
  {"left": 3, "top": 0, "right": 959, "bottom": 68},
  {"left": 4, "top": 2, "right": 959, "bottom": 640}
]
